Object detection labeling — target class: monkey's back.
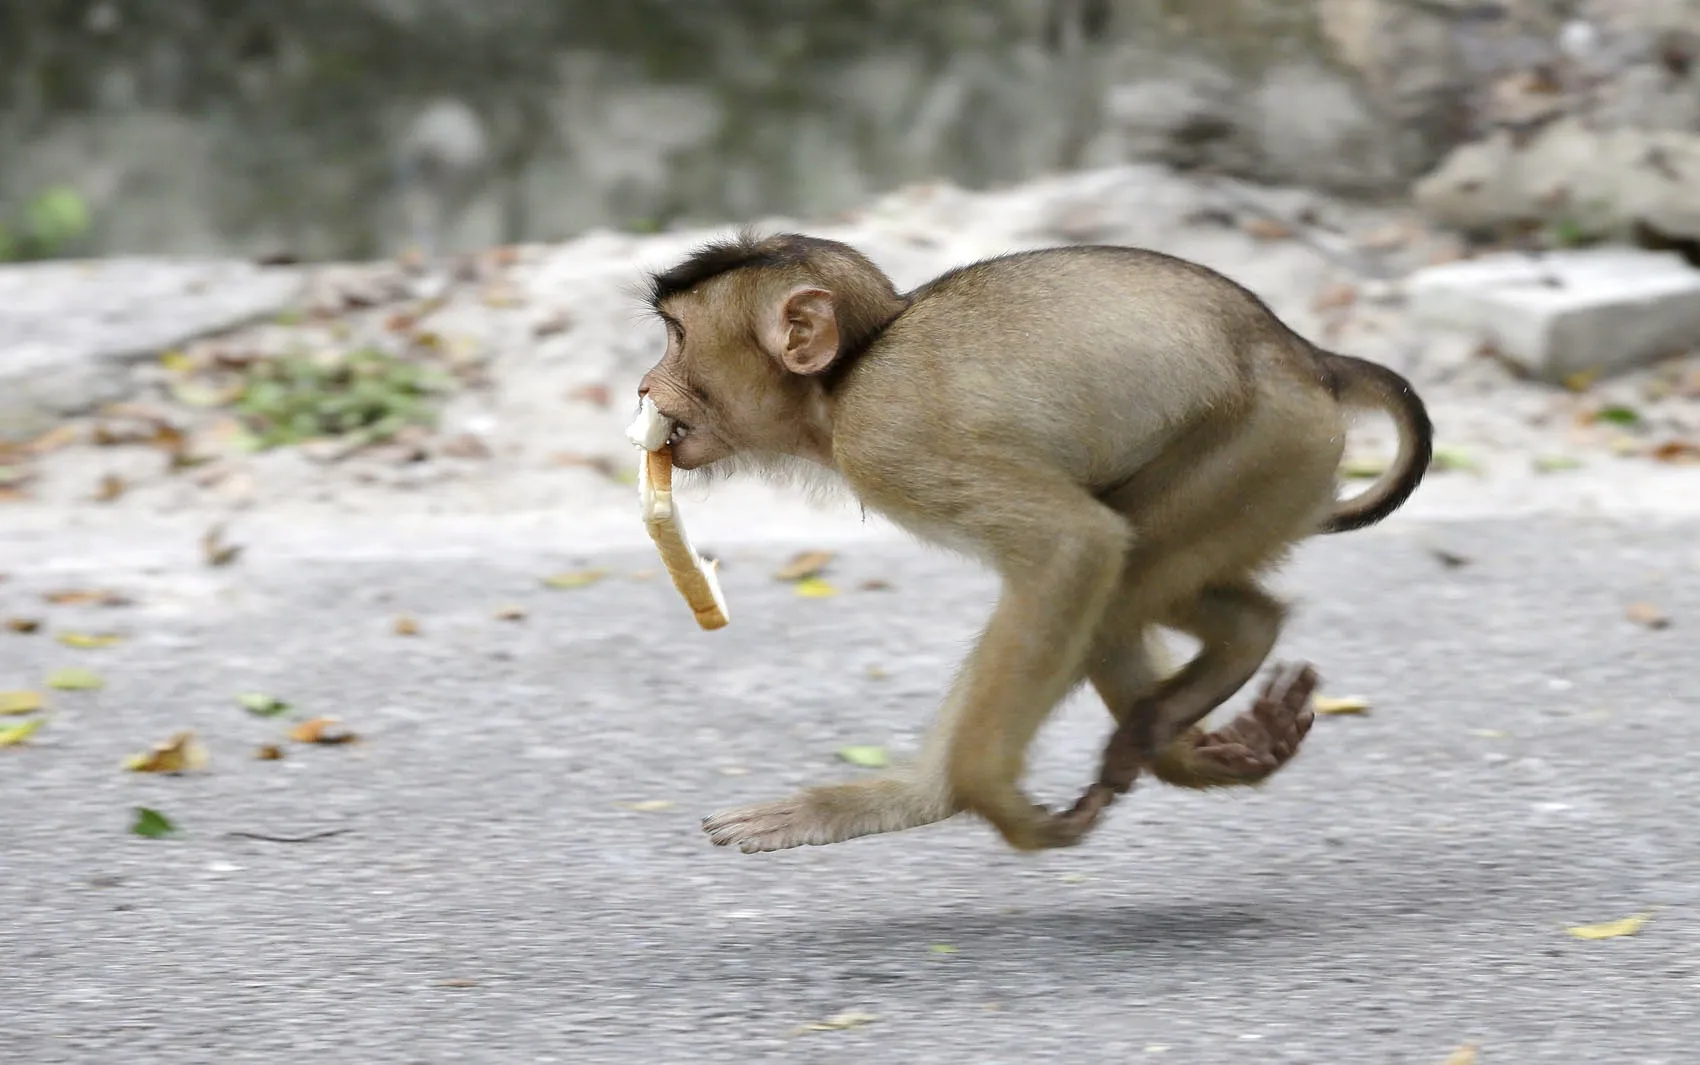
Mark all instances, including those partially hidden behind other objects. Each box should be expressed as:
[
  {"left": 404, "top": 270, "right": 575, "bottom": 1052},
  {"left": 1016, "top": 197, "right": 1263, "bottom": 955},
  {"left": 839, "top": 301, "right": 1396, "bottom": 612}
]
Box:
[{"left": 833, "top": 245, "right": 1326, "bottom": 492}]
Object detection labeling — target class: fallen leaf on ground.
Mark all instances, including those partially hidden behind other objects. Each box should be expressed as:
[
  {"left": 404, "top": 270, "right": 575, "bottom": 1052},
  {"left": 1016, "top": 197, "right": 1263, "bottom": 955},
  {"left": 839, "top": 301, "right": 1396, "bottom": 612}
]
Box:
[
  {"left": 238, "top": 692, "right": 291, "bottom": 717},
  {"left": 25, "top": 423, "right": 81, "bottom": 455},
  {"left": 620, "top": 800, "right": 676, "bottom": 812},
  {"left": 798, "top": 1010, "right": 880, "bottom": 1033},
  {"left": 1626, "top": 602, "right": 1671, "bottom": 629},
  {"left": 774, "top": 550, "right": 834, "bottom": 581},
  {"left": 255, "top": 744, "right": 284, "bottom": 761},
  {"left": 289, "top": 717, "right": 358, "bottom": 744},
  {"left": 859, "top": 579, "right": 892, "bottom": 591},
  {"left": 493, "top": 605, "right": 527, "bottom": 621},
  {"left": 1428, "top": 546, "right": 1470, "bottom": 569},
  {"left": 46, "top": 667, "right": 103, "bottom": 690},
  {"left": 436, "top": 978, "right": 481, "bottom": 988},
  {"left": 1439, "top": 1045, "right": 1478, "bottom": 1065},
  {"left": 0, "top": 691, "right": 44, "bottom": 715},
  {"left": 1060, "top": 872, "right": 1091, "bottom": 884},
  {"left": 44, "top": 588, "right": 129, "bottom": 607},
  {"left": 94, "top": 473, "right": 127, "bottom": 502},
  {"left": 718, "top": 766, "right": 749, "bottom": 776},
  {"left": 131, "top": 807, "right": 177, "bottom": 839},
  {"left": 838, "top": 745, "right": 890, "bottom": 768},
  {"left": 393, "top": 615, "right": 421, "bottom": 636},
  {"left": 1431, "top": 447, "right": 1482, "bottom": 474},
  {"left": 929, "top": 943, "right": 958, "bottom": 954},
  {"left": 0, "top": 717, "right": 45, "bottom": 747},
  {"left": 1650, "top": 440, "right": 1700, "bottom": 464},
  {"left": 1567, "top": 913, "right": 1649, "bottom": 940},
  {"left": 1533, "top": 454, "right": 1583, "bottom": 473},
  {"left": 1340, "top": 456, "right": 1387, "bottom": 479},
  {"left": 793, "top": 577, "right": 839, "bottom": 598},
  {"left": 201, "top": 523, "right": 243, "bottom": 567},
  {"left": 1592, "top": 404, "right": 1641, "bottom": 426},
  {"left": 1313, "top": 695, "right": 1372, "bottom": 715},
  {"left": 1563, "top": 367, "right": 1603, "bottom": 392},
  {"left": 541, "top": 568, "right": 608, "bottom": 589},
  {"left": 57, "top": 631, "right": 124, "bottom": 649},
  {"left": 1243, "top": 217, "right": 1293, "bottom": 241},
  {"left": 7, "top": 617, "right": 42, "bottom": 633},
  {"left": 123, "top": 730, "right": 209, "bottom": 773}
]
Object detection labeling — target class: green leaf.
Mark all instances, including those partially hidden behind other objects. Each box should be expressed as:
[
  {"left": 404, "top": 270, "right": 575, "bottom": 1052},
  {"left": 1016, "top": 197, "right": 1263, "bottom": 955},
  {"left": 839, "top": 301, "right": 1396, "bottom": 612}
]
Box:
[
  {"left": 237, "top": 692, "right": 291, "bottom": 717},
  {"left": 837, "top": 745, "right": 889, "bottom": 769},
  {"left": 46, "top": 667, "right": 103, "bottom": 690},
  {"left": 541, "top": 568, "right": 608, "bottom": 589},
  {"left": 1534, "top": 454, "right": 1584, "bottom": 473},
  {"left": 1431, "top": 447, "right": 1482, "bottom": 474},
  {"left": 0, "top": 717, "right": 45, "bottom": 747},
  {"left": 1595, "top": 405, "right": 1641, "bottom": 426},
  {"left": 131, "top": 806, "right": 178, "bottom": 839}
]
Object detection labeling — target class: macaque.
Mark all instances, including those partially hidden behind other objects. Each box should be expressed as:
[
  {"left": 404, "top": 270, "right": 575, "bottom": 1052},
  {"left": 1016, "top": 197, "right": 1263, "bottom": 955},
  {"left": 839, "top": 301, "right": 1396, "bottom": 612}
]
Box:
[{"left": 633, "top": 229, "right": 1431, "bottom": 854}]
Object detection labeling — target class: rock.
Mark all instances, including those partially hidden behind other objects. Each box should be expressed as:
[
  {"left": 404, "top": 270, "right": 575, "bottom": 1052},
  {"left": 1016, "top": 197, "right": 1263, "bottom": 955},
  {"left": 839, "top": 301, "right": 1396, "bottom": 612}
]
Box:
[
  {"left": 1412, "top": 117, "right": 1700, "bottom": 243},
  {"left": 1405, "top": 248, "right": 1700, "bottom": 382},
  {"left": 0, "top": 258, "right": 304, "bottom": 442}
]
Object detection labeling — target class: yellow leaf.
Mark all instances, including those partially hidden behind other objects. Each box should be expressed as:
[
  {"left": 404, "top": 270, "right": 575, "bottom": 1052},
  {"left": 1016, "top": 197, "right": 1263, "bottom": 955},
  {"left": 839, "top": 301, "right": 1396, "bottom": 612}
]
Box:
[
  {"left": 159, "top": 349, "right": 193, "bottom": 373},
  {"left": 774, "top": 550, "right": 834, "bottom": 582},
  {"left": 928, "top": 943, "right": 958, "bottom": 954},
  {"left": 289, "top": 717, "right": 358, "bottom": 745},
  {"left": 46, "top": 667, "right": 103, "bottom": 690},
  {"left": 393, "top": 615, "right": 421, "bottom": 636},
  {"left": 793, "top": 577, "right": 839, "bottom": 599},
  {"left": 57, "top": 631, "right": 124, "bottom": 649},
  {"left": 541, "top": 568, "right": 608, "bottom": 590},
  {"left": 799, "top": 1010, "right": 880, "bottom": 1033},
  {"left": 620, "top": 799, "right": 676, "bottom": 812},
  {"left": 0, "top": 717, "right": 45, "bottom": 747},
  {"left": 1567, "top": 913, "right": 1650, "bottom": 940},
  {"left": 123, "top": 730, "right": 208, "bottom": 773},
  {"left": 1439, "top": 1045, "right": 1479, "bottom": 1065},
  {"left": 1314, "top": 695, "right": 1371, "bottom": 715},
  {"left": 255, "top": 744, "right": 285, "bottom": 761},
  {"left": 0, "top": 690, "right": 44, "bottom": 715},
  {"left": 1625, "top": 602, "right": 1670, "bottom": 630}
]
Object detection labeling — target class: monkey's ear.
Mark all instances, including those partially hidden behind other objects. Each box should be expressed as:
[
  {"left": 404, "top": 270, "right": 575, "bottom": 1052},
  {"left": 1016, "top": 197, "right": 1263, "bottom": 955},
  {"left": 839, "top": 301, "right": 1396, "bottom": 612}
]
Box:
[{"left": 764, "top": 287, "right": 841, "bottom": 376}]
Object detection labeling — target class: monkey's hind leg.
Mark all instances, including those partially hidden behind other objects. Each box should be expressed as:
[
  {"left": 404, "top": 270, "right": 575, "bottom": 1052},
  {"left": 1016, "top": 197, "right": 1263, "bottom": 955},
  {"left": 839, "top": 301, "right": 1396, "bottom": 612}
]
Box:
[{"left": 1140, "top": 660, "right": 1317, "bottom": 790}]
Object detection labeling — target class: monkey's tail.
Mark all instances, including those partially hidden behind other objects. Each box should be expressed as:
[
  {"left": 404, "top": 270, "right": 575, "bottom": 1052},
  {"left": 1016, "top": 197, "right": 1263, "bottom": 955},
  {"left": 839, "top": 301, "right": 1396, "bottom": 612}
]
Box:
[{"left": 1316, "top": 351, "right": 1433, "bottom": 535}]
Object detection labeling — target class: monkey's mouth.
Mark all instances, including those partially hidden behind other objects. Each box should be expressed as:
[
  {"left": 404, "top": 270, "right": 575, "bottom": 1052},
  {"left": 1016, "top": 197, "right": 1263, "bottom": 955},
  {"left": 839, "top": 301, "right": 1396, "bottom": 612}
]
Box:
[{"left": 665, "top": 423, "right": 691, "bottom": 447}]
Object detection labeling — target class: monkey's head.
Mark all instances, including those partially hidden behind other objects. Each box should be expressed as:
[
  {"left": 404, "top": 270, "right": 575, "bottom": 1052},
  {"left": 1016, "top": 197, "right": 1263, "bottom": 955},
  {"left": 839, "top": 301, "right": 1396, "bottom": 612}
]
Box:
[{"left": 635, "top": 230, "right": 907, "bottom": 472}]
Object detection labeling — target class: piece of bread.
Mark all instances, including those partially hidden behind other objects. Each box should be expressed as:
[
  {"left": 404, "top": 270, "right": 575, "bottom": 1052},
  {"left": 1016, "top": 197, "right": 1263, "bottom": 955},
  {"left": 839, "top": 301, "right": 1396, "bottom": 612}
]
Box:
[{"left": 638, "top": 445, "right": 730, "bottom": 631}]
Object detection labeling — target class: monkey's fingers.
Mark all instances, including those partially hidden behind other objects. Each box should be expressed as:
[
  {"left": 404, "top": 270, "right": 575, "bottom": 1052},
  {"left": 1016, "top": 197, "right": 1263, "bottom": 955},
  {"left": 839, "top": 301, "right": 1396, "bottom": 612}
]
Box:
[
  {"left": 638, "top": 447, "right": 730, "bottom": 631},
  {"left": 1186, "top": 661, "right": 1319, "bottom": 780}
]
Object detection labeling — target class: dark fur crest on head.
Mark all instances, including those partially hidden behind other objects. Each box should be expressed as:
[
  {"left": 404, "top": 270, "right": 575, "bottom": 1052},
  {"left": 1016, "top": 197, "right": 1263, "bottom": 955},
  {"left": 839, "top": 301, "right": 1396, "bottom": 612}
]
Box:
[{"left": 644, "top": 227, "right": 910, "bottom": 374}]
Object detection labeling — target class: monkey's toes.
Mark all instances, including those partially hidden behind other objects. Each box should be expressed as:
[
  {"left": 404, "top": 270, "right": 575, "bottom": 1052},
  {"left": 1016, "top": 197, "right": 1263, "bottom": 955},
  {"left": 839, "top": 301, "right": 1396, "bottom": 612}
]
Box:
[{"left": 702, "top": 801, "right": 816, "bottom": 854}]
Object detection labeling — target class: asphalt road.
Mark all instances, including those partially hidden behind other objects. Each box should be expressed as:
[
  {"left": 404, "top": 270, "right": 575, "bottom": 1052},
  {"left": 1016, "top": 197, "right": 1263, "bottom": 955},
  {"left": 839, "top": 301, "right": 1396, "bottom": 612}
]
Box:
[{"left": 4, "top": 514, "right": 1698, "bottom": 1065}]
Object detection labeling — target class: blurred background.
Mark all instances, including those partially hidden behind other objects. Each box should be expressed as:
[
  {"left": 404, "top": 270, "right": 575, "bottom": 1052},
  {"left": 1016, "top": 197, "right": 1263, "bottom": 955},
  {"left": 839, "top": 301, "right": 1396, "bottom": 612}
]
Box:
[{"left": 5, "top": 0, "right": 1697, "bottom": 264}]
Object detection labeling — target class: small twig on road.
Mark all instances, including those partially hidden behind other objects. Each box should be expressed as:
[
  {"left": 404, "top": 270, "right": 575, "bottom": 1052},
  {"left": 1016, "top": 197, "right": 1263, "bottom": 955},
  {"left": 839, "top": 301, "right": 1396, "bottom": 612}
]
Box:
[{"left": 224, "top": 828, "right": 353, "bottom": 844}]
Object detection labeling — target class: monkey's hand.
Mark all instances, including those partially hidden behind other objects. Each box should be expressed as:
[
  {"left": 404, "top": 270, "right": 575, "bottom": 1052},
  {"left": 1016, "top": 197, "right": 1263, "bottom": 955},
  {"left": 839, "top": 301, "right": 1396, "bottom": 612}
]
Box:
[{"left": 1149, "top": 661, "right": 1318, "bottom": 789}]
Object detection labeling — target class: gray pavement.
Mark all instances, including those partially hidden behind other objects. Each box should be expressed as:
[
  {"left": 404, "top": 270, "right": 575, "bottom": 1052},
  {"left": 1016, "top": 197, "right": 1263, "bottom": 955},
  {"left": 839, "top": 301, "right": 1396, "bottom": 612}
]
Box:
[{"left": 3, "top": 514, "right": 1698, "bottom": 1064}]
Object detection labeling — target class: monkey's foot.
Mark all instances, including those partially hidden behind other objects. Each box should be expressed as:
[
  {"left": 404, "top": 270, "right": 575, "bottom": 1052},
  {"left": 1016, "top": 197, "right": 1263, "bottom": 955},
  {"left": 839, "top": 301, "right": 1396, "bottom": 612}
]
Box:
[
  {"left": 701, "top": 780, "right": 952, "bottom": 854},
  {"left": 1150, "top": 661, "right": 1319, "bottom": 789}
]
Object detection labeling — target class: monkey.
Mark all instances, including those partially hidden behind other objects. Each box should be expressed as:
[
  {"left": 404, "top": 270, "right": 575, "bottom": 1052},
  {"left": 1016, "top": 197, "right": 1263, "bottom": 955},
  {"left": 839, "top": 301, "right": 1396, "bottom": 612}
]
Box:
[{"left": 632, "top": 228, "right": 1432, "bottom": 855}]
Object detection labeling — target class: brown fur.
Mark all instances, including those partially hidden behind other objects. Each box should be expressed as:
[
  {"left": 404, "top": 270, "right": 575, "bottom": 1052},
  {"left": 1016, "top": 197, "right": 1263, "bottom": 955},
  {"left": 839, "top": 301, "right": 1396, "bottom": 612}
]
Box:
[{"left": 634, "top": 230, "right": 1433, "bottom": 854}]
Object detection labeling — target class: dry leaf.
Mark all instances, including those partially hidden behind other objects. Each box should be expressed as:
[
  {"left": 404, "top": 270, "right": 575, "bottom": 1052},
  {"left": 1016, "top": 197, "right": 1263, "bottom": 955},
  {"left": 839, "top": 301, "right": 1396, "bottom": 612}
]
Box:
[
  {"left": 493, "top": 605, "right": 527, "bottom": 621},
  {"left": 123, "top": 730, "right": 209, "bottom": 773},
  {"left": 0, "top": 717, "right": 45, "bottom": 747},
  {"left": 1626, "top": 602, "right": 1671, "bottom": 630},
  {"left": 25, "top": 423, "right": 80, "bottom": 455},
  {"left": 1650, "top": 440, "right": 1700, "bottom": 464},
  {"left": 860, "top": 579, "right": 892, "bottom": 591},
  {"left": 620, "top": 799, "right": 676, "bottom": 812},
  {"left": 289, "top": 717, "right": 359, "bottom": 745},
  {"left": 1243, "top": 217, "right": 1293, "bottom": 241},
  {"left": 1439, "top": 1045, "right": 1479, "bottom": 1065},
  {"left": 1567, "top": 913, "right": 1649, "bottom": 940},
  {"left": 793, "top": 577, "right": 839, "bottom": 599},
  {"left": 44, "top": 588, "right": 129, "bottom": 607},
  {"left": 1312, "top": 282, "right": 1358, "bottom": 313},
  {"left": 541, "top": 568, "right": 608, "bottom": 590},
  {"left": 6, "top": 617, "right": 41, "bottom": 633},
  {"left": 94, "top": 473, "right": 127, "bottom": 502},
  {"left": 0, "top": 691, "right": 45, "bottom": 715},
  {"left": 774, "top": 550, "right": 834, "bottom": 582},
  {"left": 57, "top": 631, "right": 124, "bottom": 649},
  {"left": 255, "top": 743, "right": 285, "bottom": 761},
  {"left": 1428, "top": 547, "right": 1471, "bottom": 569},
  {"left": 46, "top": 667, "right": 103, "bottom": 690},
  {"left": 799, "top": 1010, "right": 880, "bottom": 1033},
  {"left": 1314, "top": 695, "right": 1372, "bottom": 716},
  {"left": 393, "top": 615, "right": 421, "bottom": 636},
  {"left": 201, "top": 523, "right": 243, "bottom": 567}
]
